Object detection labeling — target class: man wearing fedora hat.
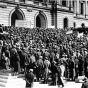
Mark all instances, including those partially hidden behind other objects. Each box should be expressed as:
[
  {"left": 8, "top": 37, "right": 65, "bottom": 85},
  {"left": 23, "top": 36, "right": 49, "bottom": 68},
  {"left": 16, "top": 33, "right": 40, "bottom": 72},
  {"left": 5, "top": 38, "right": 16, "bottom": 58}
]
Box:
[{"left": 25, "top": 69, "right": 34, "bottom": 87}]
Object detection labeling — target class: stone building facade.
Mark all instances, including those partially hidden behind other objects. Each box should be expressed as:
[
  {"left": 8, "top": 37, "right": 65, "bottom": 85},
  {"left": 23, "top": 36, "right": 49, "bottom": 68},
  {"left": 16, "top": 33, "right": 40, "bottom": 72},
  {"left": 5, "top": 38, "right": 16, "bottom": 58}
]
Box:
[{"left": 0, "top": 0, "right": 88, "bottom": 28}]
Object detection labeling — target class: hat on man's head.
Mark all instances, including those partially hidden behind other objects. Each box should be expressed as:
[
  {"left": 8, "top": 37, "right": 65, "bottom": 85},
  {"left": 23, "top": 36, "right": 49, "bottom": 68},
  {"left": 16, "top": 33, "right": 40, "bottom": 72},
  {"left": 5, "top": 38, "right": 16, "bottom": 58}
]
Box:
[
  {"left": 84, "top": 48, "right": 87, "bottom": 51},
  {"left": 53, "top": 61, "right": 56, "bottom": 64},
  {"left": 12, "top": 45, "right": 16, "bottom": 48},
  {"left": 29, "top": 69, "right": 33, "bottom": 72},
  {"left": 37, "top": 48, "right": 40, "bottom": 51},
  {"left": 39, "top": 56, "right": 43, "bottom": 59},
  {"left": 62, "top": 53, "right": 67, "bottom": 57},
  {"left": 45, "top": 57, "right": 48, "bottom": 60}
]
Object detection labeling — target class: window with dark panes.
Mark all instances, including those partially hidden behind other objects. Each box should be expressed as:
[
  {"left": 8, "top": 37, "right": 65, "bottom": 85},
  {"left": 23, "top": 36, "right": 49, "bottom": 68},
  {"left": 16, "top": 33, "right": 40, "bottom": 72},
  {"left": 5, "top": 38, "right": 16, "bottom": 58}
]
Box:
[
  {"left": 69, "top": 1, "right": 71, "bottom": 10},
  {"left": 63, "top": 18, "right": 68, "bottom": 29},
  {"left": 81, "top": 3, "right": 84, "bottom": 15},
  {"left": 73, "top": 0, "right": 74, "bottom": 10},
  {"left": 62, "top": 0, "right": 66, "bottom": 6},
  {"left": 34, "top": 0, "right": 43, "bottom": 2}
]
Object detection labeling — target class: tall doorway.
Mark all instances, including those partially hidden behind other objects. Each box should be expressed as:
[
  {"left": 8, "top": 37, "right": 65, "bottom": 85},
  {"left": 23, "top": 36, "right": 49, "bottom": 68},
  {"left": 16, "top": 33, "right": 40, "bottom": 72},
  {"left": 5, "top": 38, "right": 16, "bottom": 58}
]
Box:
[
  {"left": 36, "top": 13, "right": 46, "bottom": 28},
  {"left": 63, "top": 18, "right": 68, "bottom": 29},
  {"left": 11, "top": 9, "right": 24, "bottom": 26}
]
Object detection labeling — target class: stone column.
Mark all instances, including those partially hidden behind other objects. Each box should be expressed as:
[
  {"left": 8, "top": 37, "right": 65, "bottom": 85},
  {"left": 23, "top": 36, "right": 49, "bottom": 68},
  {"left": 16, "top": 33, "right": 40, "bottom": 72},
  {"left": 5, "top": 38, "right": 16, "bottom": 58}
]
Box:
[
  {"left": 74, "top": 1, "right": 76, "bottom": 13},
  {"left": 60, "top": 0, "right": 62, "bottom": 5},
  {"left": 56, "top": 0, "right": 60, "bottom": 4},
  {"left": 74, "top": 0, "right": 77, "bottom": 15},
  {"left": 76, "top": 0, "right": 80, "bottom": 14},
  {"left": 85, "top": 1, "right": 87, "bottom": 17},
  {"left": 83, "top": 1, "right": 85, "bottom": 16},
  {"left": 86, "top": 1, "right": 88, "bottom": 15},
  {"left": 66, "top": 0, "right": 68, "bottom": 7},
  {"left": 69, "top": 0, "right": 72, "bottom": 10}
]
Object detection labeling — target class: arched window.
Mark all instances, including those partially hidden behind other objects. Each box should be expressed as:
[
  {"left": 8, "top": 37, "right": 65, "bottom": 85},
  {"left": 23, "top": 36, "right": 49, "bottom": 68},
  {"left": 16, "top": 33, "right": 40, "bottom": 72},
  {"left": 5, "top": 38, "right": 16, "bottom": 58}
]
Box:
[
  {"left": 36, "top": 13, "right": 47, "bottom": 28},
  {"left": 80, "top": 3, "right": 84, "bottom": 15},
  {"left": 11, "top": 10, "right": 24, "bottom": 26},
  {"left": 81, "top": 23, "right": 85, "bottom": 28},
  {"left": 63, "top": 18, "right": 68, "bottom": 29},
  {"left": 73, "top": 22, "right": 76, "bottom": 28}
]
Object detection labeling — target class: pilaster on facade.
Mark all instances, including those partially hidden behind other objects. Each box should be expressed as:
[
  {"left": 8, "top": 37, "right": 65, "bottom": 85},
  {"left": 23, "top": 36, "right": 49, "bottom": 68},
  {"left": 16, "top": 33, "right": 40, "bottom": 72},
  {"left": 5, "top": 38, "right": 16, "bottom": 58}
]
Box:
[
  {"left": 60, "top": 0, "right": 62, "bottom": 5},
  {"left": 56, "top": 0, "right": 60, "bottom": 4},
  {"left": 74, "top": 1, "right": 76, "bottom": 14},
  {"left": 84, "top": 1, "right": 86, "bottom": 17},
  {"left": 66, "top": 0, "right": 68, "bottom": 7},
  {"left": 68, "top": 0, "right": 72, "bottom": 7},
  {"left": 85, "top": 1, "right": 88, "bottom": 17},
  {"left": 76, "top": 0, "right": 80, "bottom": 15},
  {"left": 86, "top": 1, "right": 88, "bottom": 18},
  {"left": 69, "top": 0, "right": 73, "bottom": 11}
]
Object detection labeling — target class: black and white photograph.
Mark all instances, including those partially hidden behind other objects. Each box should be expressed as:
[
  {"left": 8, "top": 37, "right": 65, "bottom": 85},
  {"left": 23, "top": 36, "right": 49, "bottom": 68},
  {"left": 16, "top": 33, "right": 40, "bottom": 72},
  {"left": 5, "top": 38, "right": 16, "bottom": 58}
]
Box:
[{"left": 0, "top": 0, "right": 88, "bottom": 88}]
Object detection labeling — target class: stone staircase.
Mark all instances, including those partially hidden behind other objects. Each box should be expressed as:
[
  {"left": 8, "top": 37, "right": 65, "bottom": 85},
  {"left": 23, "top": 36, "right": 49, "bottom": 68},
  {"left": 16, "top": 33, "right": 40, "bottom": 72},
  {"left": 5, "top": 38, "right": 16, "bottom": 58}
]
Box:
[
  {"left": 32, "top": 79, "right": 76, "bottom": 88},
  {"left": 33, "top": 82, "right": 58, "bottom": 88},
  {"left": 0, "top": 69, "right": 84, "bottom": 88},
  {"left": 0, "top": 69, "right": 26, "bottom": 88},
  {"left": 32, "top": 76, "right": 67, "bottom": 88}
]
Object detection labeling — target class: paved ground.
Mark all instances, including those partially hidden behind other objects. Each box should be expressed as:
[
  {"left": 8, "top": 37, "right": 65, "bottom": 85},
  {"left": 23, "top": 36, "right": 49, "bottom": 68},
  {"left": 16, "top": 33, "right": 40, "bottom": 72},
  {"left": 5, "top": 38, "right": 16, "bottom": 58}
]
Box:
[
  {"left": 0, "top": 69, "right": 83, "bottom": 88},
  {"left": 63, "top": 82, "right": 82, "bottom": 88},
  {"left": 32, "top": 81, "right": 82, "bottom": 88}
]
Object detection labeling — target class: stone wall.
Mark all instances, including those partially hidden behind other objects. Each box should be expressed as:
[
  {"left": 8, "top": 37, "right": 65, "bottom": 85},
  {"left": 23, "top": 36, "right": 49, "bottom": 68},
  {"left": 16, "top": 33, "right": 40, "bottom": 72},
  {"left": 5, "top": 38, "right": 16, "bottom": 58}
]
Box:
[
  {"left": 57, "top": 11, "right": 74, "bottom": 28},
  {"left": 74, "top": 17, "right": 88, "bottom": 27}
]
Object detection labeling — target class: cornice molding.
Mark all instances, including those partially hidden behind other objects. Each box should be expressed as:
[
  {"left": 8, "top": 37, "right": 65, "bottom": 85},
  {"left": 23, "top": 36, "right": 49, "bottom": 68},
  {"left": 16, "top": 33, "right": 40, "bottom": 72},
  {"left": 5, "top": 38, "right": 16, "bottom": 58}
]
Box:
[
  {"left": 0, "top": 3, "right": 7, "bottom": 8},
  {"left": 74, "top": 16, "right": 88, "bottom": 20},
  {"left": 0, "top": 0, "right": 74, "bottom": 13},
  {"left": 0, "top": 0, "right": 51, "bottom": 10}
]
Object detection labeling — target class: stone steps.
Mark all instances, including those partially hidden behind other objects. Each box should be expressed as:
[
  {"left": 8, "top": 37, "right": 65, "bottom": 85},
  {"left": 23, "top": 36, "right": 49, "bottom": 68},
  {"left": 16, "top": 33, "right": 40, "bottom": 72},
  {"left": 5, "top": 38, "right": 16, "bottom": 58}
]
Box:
[
  {"left": 0, "top": 75, "right": 9, "bottom": 79},
  {"left": 0, "top": 69, "right": 26, "bottom": 88},
  {"left": 0, "top": 72, "right": 13, "bottom": 76},
  {"left": 0, "top": 82, "right": 6, "bottom": 87},
  {"left": 33, "top": 82, "right": 58, "bottom": 88},
  {"left": 32, "top": 76, "right": 82, "bottom": 88},
  {"left": 0, "top": 78, "right": 7, "bottom": 83}
]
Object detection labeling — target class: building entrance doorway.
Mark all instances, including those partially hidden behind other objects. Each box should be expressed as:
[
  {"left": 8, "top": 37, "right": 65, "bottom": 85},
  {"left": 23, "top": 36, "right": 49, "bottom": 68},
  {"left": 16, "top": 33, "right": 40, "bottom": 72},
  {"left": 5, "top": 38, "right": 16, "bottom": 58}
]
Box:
[
  {"left": 36, "top": 13, "right": 46, "bottom": 28},
  {"left": 63, "top": 18, "right": 68, "bottom": 29},
  {"left": 11, "top": 9, "right": 24, "bottom": 26}
]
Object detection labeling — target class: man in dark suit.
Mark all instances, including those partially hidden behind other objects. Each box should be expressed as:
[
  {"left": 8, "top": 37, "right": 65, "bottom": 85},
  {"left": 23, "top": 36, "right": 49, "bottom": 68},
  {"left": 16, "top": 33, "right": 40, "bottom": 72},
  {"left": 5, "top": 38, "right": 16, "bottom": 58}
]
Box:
[
  {"left": 0, "top": 24, "right": 3, "bottom": 33},
  {"left": 25, "top": 69, "right": 34, "bottom": 87},
  {"left": 10, "top": 47, "right": 21, "bottom": 75},
  {"left": 81, "top": 77, "right": 88, "bottom": 88},
  {"left": 36, "top": 56, "right": 44, "bottom": 81}
]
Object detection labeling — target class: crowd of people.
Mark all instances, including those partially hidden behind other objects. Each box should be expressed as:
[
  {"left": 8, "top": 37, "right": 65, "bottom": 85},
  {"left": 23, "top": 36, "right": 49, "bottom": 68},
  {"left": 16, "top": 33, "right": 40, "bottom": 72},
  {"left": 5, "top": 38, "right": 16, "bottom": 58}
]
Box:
[{"left": 0, "top": 25, "right": 88, "bottom": 87}]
